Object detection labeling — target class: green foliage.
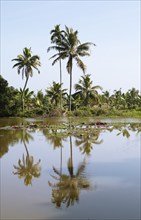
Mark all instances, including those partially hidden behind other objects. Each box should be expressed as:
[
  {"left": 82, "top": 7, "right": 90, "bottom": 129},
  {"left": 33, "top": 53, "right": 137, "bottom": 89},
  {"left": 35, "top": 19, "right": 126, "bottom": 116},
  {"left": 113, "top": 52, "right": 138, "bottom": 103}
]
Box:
[
  {"left": 73, "top": 107, "right": 92, "bottom": 117},
  {"left": 46, "top": 81, "right": 67, "bottom": 108},
  {"left": 0, "top": 75, "right": 20, "bottom": 116},
  {"left": 75, "top": 74, "right": 102, "bottom": 106}
]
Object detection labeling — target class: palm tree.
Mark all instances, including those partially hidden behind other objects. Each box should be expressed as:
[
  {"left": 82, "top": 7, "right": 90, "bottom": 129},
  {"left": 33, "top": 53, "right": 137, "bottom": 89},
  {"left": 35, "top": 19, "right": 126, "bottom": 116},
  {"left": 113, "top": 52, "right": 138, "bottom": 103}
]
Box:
[
  {"left": 75, "top": 74, "right": 102, "bottom": 106},
  {"left": 48, "top": 25, "right": 65, "bottom": 109},
  {"left": 48, "top": 26, "right": 95, "bottom": 111},
  {"left": 46, "top": 81, "right": 67, "bottom": 107},
  {"left": 125, "top": 88, "right": 141, "bottom": 109},
  {"left": 17, "top": 88, "right": 34, "bottom": 111},
  {"left": 33, "top": 90, "right": 44, "bottom": 108},
  {"left": 12, "top": 47, "right": 41, "bottom": 112}
]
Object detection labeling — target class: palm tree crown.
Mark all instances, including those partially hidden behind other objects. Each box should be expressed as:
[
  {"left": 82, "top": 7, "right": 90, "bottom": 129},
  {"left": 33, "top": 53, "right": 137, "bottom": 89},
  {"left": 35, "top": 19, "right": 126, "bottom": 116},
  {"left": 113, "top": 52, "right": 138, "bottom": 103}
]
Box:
[
  {"left": 75, "top": 74, "right": 102, "bottom": 106},
  {"left": 12, "top": 47, "right": 41, "bottom": 90},
  {"left": 46, "top": 81, "right": 67, "bottom": 107}
]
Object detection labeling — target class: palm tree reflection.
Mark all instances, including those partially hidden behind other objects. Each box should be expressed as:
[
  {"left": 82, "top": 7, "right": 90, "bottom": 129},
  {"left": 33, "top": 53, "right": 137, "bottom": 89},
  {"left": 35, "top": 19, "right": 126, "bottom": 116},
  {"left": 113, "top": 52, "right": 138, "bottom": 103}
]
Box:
[
  {"left": 13, "top": 130, "right": 41, "bottom": 186},
  {"left": 49, "top": 136, "right": 91, "bottom": 208},
  {"left": 75, "top": 132, "right": 103, "bottom": 155}
]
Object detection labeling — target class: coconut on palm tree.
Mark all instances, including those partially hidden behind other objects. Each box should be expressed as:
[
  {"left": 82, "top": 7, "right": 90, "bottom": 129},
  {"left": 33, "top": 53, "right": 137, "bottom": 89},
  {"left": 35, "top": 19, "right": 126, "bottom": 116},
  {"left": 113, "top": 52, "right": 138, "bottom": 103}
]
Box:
[
  {"left": 12, "top": 47, "right": 41, "bottom": 112},
  {"left": 48, "top": 26, "right": 95, "bottom": 111}
]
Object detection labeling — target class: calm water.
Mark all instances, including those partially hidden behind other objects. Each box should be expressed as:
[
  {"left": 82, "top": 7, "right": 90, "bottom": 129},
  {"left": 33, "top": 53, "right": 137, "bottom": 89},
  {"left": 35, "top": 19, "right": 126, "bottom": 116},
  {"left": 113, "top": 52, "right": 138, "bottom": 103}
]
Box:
[{"left": 0, "top": 118, "right": 141, "bottom": 220}]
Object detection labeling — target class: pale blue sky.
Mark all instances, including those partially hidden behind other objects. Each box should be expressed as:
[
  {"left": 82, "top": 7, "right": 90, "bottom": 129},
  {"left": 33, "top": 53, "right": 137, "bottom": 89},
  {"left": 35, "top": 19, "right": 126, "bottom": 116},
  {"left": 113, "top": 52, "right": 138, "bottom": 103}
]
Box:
[{"left": 1, "top": 0, "right": 140, "bottom": 94}]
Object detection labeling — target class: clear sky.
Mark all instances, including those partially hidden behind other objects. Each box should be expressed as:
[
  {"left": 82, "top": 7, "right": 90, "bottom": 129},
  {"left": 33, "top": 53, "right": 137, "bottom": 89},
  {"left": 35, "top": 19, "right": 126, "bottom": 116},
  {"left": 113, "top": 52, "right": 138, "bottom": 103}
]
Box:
[{"left": 1, "top": 0, "right": 140, "bottom": 94}]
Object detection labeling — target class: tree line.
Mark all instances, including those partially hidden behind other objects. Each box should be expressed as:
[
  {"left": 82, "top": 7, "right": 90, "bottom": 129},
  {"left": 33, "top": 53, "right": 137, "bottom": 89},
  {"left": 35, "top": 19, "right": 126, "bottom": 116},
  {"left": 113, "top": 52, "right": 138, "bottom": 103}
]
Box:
[{"left": 0, "top": 74, "right": 141, "bottom": 117}]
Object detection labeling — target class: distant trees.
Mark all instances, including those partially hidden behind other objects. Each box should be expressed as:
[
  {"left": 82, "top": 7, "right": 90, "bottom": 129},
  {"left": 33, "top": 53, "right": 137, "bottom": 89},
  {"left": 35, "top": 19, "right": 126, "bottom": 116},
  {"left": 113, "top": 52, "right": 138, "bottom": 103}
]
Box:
[
  {"left": 0, "top": 75, "right": 20, "bottom": 116},
  {"left": 1, "top": 73, "right": 141, "bottom": 117}
]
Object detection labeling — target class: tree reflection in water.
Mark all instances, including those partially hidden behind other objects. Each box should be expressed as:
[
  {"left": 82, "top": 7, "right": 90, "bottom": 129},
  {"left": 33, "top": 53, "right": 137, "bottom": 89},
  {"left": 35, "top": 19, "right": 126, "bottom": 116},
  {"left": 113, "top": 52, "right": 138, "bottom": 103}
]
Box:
[
  {"left": 75, "top": 131, "right": 103, "bottom": 156},
  {"left": 43, "top": 128, "right": 68, "bottom": 180},
  {"left": 13, "top": 129, "right": 41, "bottom": 186},
  {"left": 48, "top": 136, "right": 91, "bottom": 208}
]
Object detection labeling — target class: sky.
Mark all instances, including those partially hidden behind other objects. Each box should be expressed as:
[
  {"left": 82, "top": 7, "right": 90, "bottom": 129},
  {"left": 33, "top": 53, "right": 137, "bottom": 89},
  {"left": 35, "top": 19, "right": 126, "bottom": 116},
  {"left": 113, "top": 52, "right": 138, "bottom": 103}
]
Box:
[{"left": 1, "top": 0, "right": 140, "bottom": 95}]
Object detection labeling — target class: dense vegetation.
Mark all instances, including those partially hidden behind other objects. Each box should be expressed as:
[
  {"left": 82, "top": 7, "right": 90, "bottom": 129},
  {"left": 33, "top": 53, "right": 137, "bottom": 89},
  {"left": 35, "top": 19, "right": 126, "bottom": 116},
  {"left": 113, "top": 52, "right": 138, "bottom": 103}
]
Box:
[
  {"left": 1, "top": 25, "right": 141, "bottom": 117},
  {"left": 0, "top": 74, "right": 141, "bottom": 117}
]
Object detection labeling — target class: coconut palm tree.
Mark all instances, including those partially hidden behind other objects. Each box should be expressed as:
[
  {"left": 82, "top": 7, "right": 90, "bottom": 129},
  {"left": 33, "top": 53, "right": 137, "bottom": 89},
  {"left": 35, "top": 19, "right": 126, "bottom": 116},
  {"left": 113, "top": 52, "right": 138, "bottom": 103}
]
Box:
[
  {"left": 48, "top": 25, "right": 65, "bottom": 109},
  {"left": 48, "top": 26, "right": 95, "bottom": 111},
  {"left": 17, "top": 88, "right": 34, "bottom": 111},
  {"left": 125, "top": 88, "right": 141, "bottom": 109},
  {"left": 75, "top": 74, "right": 102, "bottom": 106},
  {"left": 46, "top": 81, "right": 67, "bottom": 107},
  {"left": 12, "top": 47, "right": 41, "bottom": 112},
  {"left": 33, "top": 90, "right": 45, "bottom": 109}
]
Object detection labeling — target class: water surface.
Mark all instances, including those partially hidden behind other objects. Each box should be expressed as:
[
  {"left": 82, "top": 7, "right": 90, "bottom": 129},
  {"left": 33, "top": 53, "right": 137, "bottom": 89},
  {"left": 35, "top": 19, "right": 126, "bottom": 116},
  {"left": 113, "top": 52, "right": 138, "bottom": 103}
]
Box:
[{"left": 0, "top": 118, "right": 140, "bottom": 219}]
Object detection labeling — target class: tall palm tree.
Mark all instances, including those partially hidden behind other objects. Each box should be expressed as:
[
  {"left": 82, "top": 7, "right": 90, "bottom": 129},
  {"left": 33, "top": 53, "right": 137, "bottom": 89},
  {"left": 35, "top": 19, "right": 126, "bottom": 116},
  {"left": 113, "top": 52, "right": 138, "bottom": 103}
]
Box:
[
  {"left": 48, "top": 26, "right": 95, "bottom": 111},
  {"left": 12, "top": 47, "right": 41, "bottom": 112},
  {"left": 48, "top": 25, "right": 65, "bottom": 109},
  {"left": 75, "top": 74, "right": 102, "bottom": 106}
]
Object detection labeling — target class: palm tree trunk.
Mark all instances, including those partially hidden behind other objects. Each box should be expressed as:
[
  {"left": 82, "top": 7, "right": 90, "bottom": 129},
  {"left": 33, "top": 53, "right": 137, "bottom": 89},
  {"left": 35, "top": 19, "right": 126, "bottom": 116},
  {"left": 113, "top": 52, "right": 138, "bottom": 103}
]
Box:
[
  {"left": 24, "top": 141, "right": 29, "bottom": 157},
  {"left": 22, "top": 76, "right": 29, "bottom": 112},
  {"left": 59, "top": 59, "right": 62, "bottom": 110},
  {"left": 69, "top": 136, "right": 73, "bottom": 177},
  {"left": 69, "top": 71, "right": 72, "bottom": 111},
  {"left": 22, "top": 130, "right": 29, "bottom": 156},
  {"left": 60, "top": 146, "right": 62, "bottom": 182}
]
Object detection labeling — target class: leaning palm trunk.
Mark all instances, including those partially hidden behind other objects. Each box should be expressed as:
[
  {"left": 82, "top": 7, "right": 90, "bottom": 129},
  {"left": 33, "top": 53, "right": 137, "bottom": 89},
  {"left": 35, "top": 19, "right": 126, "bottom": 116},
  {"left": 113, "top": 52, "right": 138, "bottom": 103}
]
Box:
[{"left": 21, "top": 75, "right": 29, "bottom": 112}]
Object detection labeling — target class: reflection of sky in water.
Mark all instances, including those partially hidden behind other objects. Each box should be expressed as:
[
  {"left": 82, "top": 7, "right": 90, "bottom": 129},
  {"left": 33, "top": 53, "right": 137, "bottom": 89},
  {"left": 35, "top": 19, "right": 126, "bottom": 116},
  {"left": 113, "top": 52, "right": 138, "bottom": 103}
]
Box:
[{"left": 1, "top": 129, "right": 140, "bottom": 219}]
